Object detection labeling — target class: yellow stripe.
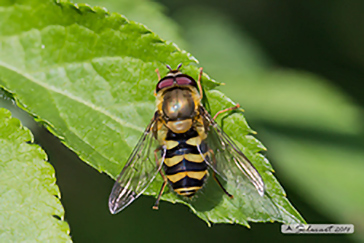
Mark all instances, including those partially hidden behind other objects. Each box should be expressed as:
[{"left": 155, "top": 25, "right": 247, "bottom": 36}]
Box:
[
  {"left": 186, "top": 136, "right": 201, "bottom": 146},
  {"left": 178, "top": 190, "right": 196, "bottom": 196},
  {"left": 166, "top": 172, "right": 187, "bottom": 183},
  {"left": 186, "top": 171, "right": 207, "bottom": 180},
  {"left": 164, "top": 152, "right": 209, "bottom": 166},
  {"left": 174, "top": 186, "right": 202, "bottom": 193},
  {"left": 165, "top": 140, "right": 179, "bottom": 149},
  {"left": 167, "top": 171, "right": 207, "bottom": 183},
  {"left": 164, "top": 155, "right": 184, "bottom": 167},
  {"left": 195, "top": 118, "right": 207, "bottom": 140},
  {"left": 184, "top": 153, "right": 205, "bottom": 162}
]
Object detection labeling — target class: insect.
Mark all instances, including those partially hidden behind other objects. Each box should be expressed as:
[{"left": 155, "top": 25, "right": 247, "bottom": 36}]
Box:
[{"left": 108, "top": 64, "right": 265, "bottom": 214}]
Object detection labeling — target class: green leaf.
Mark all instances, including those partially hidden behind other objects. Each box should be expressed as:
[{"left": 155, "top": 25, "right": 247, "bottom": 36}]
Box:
[
  {"left": 72, "top": 0, "right": 187, "bottom": 48},
  {"left": 0, "top": 0, "right": 304, "bottom": 225},
  {"left": 0, "top": 108, "right": 71, "bottom": 242}
]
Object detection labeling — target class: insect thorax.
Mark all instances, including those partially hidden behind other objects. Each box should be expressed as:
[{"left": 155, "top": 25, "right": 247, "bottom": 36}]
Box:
[
  {"left": 162, "top": 88, "right": 195, "bottom": 119},
  {"left": 160, "top": 88, "right": 197, "bottom": 133}
]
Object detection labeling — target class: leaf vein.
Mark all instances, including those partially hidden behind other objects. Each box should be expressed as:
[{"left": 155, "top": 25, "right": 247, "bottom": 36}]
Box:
[{"left": 0, "top": 60, "right": 144, "bottom": 132}]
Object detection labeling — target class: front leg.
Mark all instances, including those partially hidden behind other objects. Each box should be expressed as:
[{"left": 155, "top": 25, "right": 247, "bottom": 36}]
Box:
[{"left": 213, "top": 104, "right": 241, "bottom": 120}]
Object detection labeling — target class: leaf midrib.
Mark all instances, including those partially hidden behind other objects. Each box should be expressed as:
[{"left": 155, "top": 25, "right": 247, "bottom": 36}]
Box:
[{"left": 0, "top": 60, "right": 144, "bottom": 133}]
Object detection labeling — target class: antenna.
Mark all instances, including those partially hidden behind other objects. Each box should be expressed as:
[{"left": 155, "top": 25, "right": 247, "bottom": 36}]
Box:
[
  {"left": 166, "top": 64, "right": 172, "bottom": 71},
  {"left": 165, "top": 63, "right": 183, "bottom": 72}
]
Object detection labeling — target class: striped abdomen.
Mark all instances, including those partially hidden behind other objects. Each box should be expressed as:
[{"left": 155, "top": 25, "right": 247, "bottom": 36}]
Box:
[{"left": 163, "top": 128, "right": 208, "bottom": 197}]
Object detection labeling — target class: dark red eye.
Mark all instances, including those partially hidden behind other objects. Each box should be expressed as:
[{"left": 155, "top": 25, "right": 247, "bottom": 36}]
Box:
[
  {"left": 156, "top": 75, "right": 197, "bottom": 92},
  {"left": 156, "top": 78, "right": 174, "bottom": 91},
  {"left": 176, "top": 76, "right": 193, "bottom": 85},
  {"left": 176, "top": 75, "right": 197, "bottom": 87}
]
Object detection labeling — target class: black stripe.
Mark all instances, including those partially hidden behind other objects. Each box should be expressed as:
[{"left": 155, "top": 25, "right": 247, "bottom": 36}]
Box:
[
  {"left": 171, "top": 176, "right": 206, "bottom": 189},
  {"left": 166, "top": 143, "right": 199, "bottom": 158},
  {"left": 163, "top": 158, "right": 208, "bottom": 175},
  {"left": 166, "top": 127, "right": 198, "bottom": 141},
  {"left": 165, "top": 140, "right": 208, "bottom": 158},
  {"left": 199, "top": 141, "right": 208, "bottom": 154}
]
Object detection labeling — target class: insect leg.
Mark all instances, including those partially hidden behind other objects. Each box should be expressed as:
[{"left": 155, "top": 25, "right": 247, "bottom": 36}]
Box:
[
  {"left": 213, "top": 103, "right": 241, "bottom": 120},
  {"left": 209, "top": 149, "right": 233, "bottom": 198},
  {"left": 155, "top": 68, "right": 161, "bottom": 80},
  {"left": 154, "top": 69, "right": 161, "bottom": 97},
  {"left": 213, "top": 173, "right": 233, "bottom": 199},
  {"left": 152, "top": 147, "right": 168, "bottom": 210},
  {"left": 197, "top": 67, "right": 204, "bottom": 99},
  {"left": 152, "top": 172, "right": 167, "bottom": 210}
]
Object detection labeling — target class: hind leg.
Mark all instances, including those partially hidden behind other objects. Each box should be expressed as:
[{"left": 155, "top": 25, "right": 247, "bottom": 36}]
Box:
[
  {"left": 152, "top": 147, "right": 168, "bottom": 210},
  {"left": 209, "top": 149, "right": 233, "bottom": 198}
]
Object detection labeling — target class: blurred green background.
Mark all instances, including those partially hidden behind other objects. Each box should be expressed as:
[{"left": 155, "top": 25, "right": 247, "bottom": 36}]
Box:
[{"left": 1, "top": 0, "right": 364, "bottom": 242}]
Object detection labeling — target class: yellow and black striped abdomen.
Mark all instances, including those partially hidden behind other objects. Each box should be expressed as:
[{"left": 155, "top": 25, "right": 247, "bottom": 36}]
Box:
[{"left": 163, "top": 128, "right": 208, "bottom": 197}]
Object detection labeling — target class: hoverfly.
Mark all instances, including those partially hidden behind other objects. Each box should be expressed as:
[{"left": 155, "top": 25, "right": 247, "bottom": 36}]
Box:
[{"left": 109, "top": 64, "right": 264, "bottom": 214}]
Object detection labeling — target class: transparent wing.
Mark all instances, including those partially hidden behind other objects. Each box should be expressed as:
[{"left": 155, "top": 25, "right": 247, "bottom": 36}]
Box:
[
  {"left": 200, "top": 106, "right": 265, "bottom": 196},
  {"left": 108, "top": 115, "right": 166, "bottom": 214}
]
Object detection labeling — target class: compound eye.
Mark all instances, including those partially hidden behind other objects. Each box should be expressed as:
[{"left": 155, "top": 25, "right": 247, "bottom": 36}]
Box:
[
  {"left": 176, "top": 76, "right": 195, "bottom": 86},
  {"left": 156, "top": 78, "right": 174, "bottom": 91}
]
